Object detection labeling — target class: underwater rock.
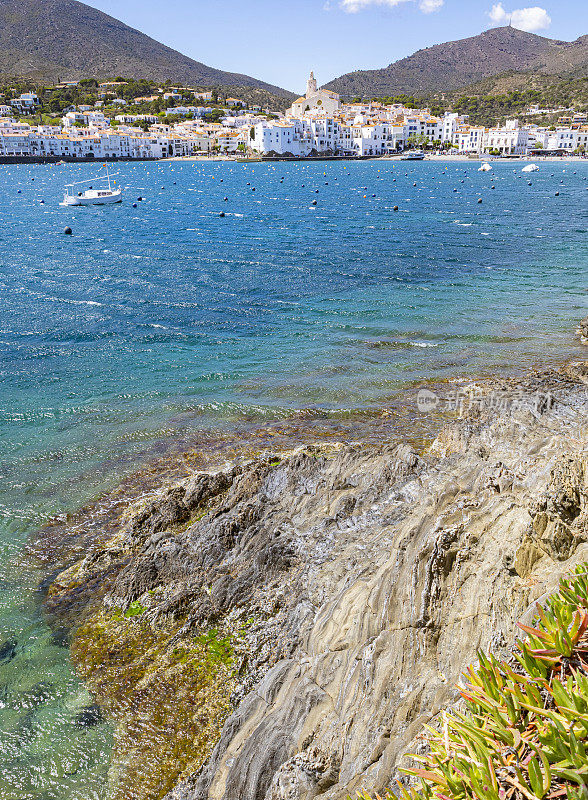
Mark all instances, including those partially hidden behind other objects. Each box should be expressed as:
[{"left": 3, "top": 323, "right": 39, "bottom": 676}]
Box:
[
  {"left": 74, "top": 703, "right": 104, "bottom": 728},
  {"left": 0, "top": 637, "right": 17, "bottom": 663}
]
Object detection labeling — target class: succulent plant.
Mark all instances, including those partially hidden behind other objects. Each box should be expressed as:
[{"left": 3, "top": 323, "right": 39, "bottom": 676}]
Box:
[{"left": 354, "top": 564, "right": 588, "bottom": 800}]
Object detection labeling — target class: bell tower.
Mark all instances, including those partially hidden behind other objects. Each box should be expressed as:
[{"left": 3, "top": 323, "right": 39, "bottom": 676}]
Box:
[{"left": 306, "top": 71, "right": 318, "bottom": 97}]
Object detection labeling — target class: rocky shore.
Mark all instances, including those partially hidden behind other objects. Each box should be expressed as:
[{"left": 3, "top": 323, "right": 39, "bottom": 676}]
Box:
[{"left": 43, "top": 327, "right": 587, "bottom": 800}]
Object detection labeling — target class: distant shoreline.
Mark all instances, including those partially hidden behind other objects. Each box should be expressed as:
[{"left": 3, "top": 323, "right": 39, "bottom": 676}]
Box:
[
  {"left": 167, "top": 154, "right": 588, "bottom": 164},
  {"left": 2, "top": 154, "right": 586, "bottom": 166},
  {"left": 0, "top": 155, "right": 160, "bottom": 165}
]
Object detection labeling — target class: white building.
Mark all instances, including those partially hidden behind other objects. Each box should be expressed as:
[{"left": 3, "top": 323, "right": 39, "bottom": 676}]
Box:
[
  {"left": 62, "top": 111, "right": 108, "bottom": 129},
  {"left": 484, "top": 120, "right": 529, "bottom": 155},
  {"left": 454, "top": 126, "right": 485, "bottom": 154},
  {"left": 252, "top": 116, "right": 405, "bottom": 157},
  {"left": 289, "top": 72, "right": 341, "bottom": 117},
  {"left": 547, "top": 128, "right": 583, "bottom": 152},
  {"left": 10, "top": 93, "right": 40, "bottom": 114}
]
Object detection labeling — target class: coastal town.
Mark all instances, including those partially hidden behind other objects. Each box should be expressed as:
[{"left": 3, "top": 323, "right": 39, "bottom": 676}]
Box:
[{"left": 1, "top": 71, "right": 587, "bottom": 161}]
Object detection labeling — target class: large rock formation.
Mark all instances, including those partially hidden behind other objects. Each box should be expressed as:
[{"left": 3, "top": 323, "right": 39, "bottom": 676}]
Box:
[{"left": 44, "top": 359, "right": 588, "bottom": 800}]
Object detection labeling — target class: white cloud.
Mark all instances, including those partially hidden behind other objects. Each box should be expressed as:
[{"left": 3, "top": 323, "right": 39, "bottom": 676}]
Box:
[
  {"left": 340, "top": 0, "right": 443, "bottom": 12},
  {"left": 419, "top": 0, "right": 444, "bottom": 11},
  {"left": 488, "top": 2, "right": 551, "bottom": 32}
]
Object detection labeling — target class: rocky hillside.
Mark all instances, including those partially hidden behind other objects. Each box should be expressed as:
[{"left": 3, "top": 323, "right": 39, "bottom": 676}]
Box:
[
  {"left": 43, "top": 332, "right": 588, "bottom": 800},
  {"left": 326, "top": 26, "right": 588, "bottom": 98},
  {"left": 0, "top": 0, "right": 293, "bottom": 97}
]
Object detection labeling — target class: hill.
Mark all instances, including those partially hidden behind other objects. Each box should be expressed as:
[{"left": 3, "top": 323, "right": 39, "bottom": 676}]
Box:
[
  {"left": 443, "top": 73, "right": 588, "bottom": 125},
  {"left": 0, "top": 0, "right": 294, "bottom": 98},
  {"left": 325, "top": 26, "right": 588, "bottom": 98}
]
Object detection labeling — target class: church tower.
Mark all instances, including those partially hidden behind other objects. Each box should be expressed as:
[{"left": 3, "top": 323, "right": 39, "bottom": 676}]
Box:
[{"left": 306, "top": 71, "right": 318, "bottom": 98}]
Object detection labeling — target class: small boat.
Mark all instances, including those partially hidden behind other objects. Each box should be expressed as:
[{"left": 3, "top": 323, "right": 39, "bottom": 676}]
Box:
[
  {"left": 478, "top": 162, "right": 493, "bottom": 172},
  {"left": 401, "top": 149, "right": 425, "bottom": 161},
  {"left": 522, "top": 163, "right": 539, "bottom": 172},
  {"left": 62, "top": 164, "right": 122, "bottom": 206}
]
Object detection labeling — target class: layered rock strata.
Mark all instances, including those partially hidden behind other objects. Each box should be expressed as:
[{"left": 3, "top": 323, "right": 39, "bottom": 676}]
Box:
[{"left": 45, "top": 352, "right": 588, "bottom": 800}]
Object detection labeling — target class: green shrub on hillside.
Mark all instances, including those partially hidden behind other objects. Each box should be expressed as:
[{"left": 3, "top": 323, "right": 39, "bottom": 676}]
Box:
[{"left": 355, "top": 564, "right": 588, "bottom": 800}]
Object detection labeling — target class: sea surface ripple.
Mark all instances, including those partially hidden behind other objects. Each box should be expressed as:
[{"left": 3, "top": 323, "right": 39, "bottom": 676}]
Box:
[{"left": 0, "top": 158, "right": 586, "bottom": 798}]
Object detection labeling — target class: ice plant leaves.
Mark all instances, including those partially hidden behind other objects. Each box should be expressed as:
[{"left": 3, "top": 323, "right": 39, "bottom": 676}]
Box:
[{"left": 354, "top": 563, "right": 588, "bottom": 800}]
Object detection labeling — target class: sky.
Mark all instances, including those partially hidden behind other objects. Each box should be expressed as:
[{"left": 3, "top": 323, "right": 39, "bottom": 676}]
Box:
[{"left": 86, "top": 0, "right": 588, "bottom": 91}]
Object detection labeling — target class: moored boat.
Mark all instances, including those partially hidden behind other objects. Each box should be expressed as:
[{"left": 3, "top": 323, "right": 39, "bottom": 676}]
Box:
[
  {"left": 400, "top": 149, "right": 425, "bottom": 160},
  {"left": 62, "top": 164, "right": 122, "bottom": 206}
]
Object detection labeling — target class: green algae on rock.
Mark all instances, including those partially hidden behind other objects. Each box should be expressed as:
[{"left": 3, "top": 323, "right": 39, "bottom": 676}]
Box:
[{"left": 71, "top": 609, "right": 238, "bottom": 800}]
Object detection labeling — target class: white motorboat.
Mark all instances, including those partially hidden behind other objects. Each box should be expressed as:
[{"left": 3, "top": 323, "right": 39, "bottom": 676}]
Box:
[
  {"left": 522, "top": 163, "right": 539, "bottom": 172},
  {"left": 62, "top": 164, "right": 122, "bottom": 206},
  {"left": 400, "top": 150, "right": 425, "bottom": 161},
  {"left": 478, "top": 162, "right": 493, "bottom": 172}
]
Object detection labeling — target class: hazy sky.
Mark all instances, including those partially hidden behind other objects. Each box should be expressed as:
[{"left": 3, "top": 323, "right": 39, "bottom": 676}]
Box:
[{"left": 86, "top": 0, "right": 587, "bottom": 91}]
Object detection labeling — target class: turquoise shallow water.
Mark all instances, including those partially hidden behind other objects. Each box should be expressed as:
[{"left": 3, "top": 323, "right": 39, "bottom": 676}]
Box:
[{"left": 0, "top": 158, "right": 587, "bottom": 798}]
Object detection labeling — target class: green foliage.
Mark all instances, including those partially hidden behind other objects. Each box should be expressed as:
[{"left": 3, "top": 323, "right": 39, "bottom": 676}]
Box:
[
  {"left": 371, "top": 76, "right": 587, "bottom": 127},
  {"left": 124, "top": 600, "right": 146, "bottom": 618},
  {"left": 406, "top": 134, "right": 429, "bottom": 149},
  {"left": 205, "top": 107, "right": 225, "bottom": 123},
  {"left": 373, "top": 94, "right": 430, "bottom": 109},
  {"left": 356, "top": 564, "right": 588, "bottom": 800},
  {"left": 195, "top": 628, "right": 235, "bottom": 665}
]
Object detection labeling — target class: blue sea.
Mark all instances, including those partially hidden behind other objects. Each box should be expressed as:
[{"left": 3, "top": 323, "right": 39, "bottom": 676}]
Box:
[{"left": 0, "top": 158, "right": 586, "bottom": 798}]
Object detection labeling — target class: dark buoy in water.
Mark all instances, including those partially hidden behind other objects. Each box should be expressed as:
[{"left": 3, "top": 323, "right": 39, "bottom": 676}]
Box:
[
  {"left": 477, "top": 198, "right": 483, "bottom": 203},
  {"left": 132, "top": 203, "right": 137, "bottom": 208},
  {"left": 137, "top": 196, "right": 143, "bottom": 201},
  {"left": 393, "top": 205, "right": 399, "bottom": 211},
  {"left": 17, "top": 189, "right": 21, "bottom": 194},
  {"left": 528, "top": 181, "right": 532, "bottom": 185},
  {"left": 555, "top": 191, "right": 560, "bottom": 196},
  {"left": 413, "top": 182, "right": 417, "bottom": 187},
  {"left": 64, "top": 226, "right": 72, "bottom": 235},
  {"left": 219, "top": 211, "right": 226, "bottom": 217},
  {"left": 251, "top": 187, "right": 255, "bottom": 191},
  {"left": 453, "top": 188, "right": 457, "bottom": 192},
  {"left": 315, "top": 189, "right": 319, "bottom": 193},
  {"left": 40, "top": 200, "right": 44, "bottom": 204},
  {"left": 311, "top": 199, "right": 317, "bottom": 205},
  {"left": 223, "top": 196, "right": 228, "bottom": 201}
]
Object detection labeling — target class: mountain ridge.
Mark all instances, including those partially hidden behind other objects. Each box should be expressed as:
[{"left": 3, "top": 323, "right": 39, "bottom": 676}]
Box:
[
  {"left": 0, "top": 0, "right": 294, "bottom": 97},
  {"left": 325, "top": 26, "right": 588, "bottom": 98}
]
